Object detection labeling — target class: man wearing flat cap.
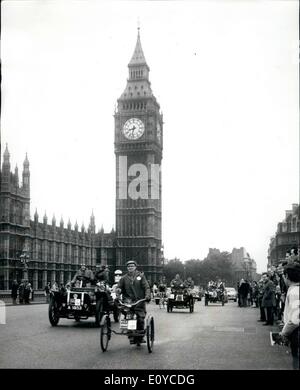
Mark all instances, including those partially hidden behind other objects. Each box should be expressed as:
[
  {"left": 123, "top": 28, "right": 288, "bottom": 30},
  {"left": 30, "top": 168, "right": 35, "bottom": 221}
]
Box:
[
  {"left": 279, "top": 262, "right": 300, "bottom": 369},
  {"left": 117, "top": 260, "right": 151, "bottom": 344}
]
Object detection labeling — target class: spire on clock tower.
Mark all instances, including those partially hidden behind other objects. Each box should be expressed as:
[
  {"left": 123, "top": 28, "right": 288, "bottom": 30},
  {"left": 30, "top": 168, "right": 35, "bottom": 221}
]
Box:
[
  {"left": 129, "top": 27, "right": 148, "bottom": 68},
  {"left": 119, "top": 28, "right": 155, "bottom": 102},
  {"left": 126, "top": 28, "right": 150, "bottom": 84}
]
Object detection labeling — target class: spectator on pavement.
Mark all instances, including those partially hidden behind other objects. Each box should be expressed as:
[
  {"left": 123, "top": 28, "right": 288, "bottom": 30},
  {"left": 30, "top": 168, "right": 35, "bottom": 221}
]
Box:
[
  {"left": 257, "top": 278, "right": 266, "bottom": 322},
  {"left": 238, "top": 279, "right": 249, "bottom": 307},
  {"left": 279, "top": 262, "right": 300, "bottom": 369},
  {"left": 18, "top": 280, "right": 26, "bottom": 304},
  {"left": 251, "top": 281, "right": 259, "bottom": 307},
  {"left": 24, "top": 282, "right": 32, "bottom": 304},
  {"left": 261, "top": 273, "right": 276, "bottom": 325}
]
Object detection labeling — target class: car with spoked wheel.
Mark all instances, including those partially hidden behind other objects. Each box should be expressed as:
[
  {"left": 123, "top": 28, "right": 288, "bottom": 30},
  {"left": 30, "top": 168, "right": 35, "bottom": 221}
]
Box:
[{"left": 48, "top": 281, "right": 119, "bottom": 327}]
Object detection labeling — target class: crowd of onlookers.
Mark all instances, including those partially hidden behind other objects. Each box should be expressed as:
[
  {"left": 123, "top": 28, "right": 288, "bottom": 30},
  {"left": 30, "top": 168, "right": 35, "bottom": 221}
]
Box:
[
  {"left": 237, "top": 267, "right": 287, "bottom": 326},
  {"left": 11, "top": 279, "right": 34, "bottom": 304},
  {"left": 237, "top": 250, "right": 299, "bottom": 370}
]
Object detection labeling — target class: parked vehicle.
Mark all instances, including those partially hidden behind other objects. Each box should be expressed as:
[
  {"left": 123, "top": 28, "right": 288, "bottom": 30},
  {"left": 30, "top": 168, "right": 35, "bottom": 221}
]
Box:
[{"left": 225, "top": 287, "right": 237, "bottom": 302}]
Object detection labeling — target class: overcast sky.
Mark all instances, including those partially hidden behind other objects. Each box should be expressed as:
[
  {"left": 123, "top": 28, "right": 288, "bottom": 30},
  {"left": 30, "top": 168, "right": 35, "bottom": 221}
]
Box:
[{"left": 1, "top": 0, "right": 298, "bottom": 273}]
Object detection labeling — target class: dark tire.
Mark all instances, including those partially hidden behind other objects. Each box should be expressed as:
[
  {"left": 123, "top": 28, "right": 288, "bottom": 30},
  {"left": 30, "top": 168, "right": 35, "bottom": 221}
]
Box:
[
  {"left": 48, "top": 299, "right": 60, "bottom": 326},
  {"left": 205, "top": 298, "right": 208, "bottom": 306},
  {"left": 74, "top": 314, "right": 81, "bottom": 322},
  {"left": 146, "top": 316, "right": 155, "bottom": 353},
  {"left": 167, "top": 302, "right": 173, "bottom": 313},
  {"left": 100, "top": 315, "right": 111, "bottom": 352},
  {"left": 95, "top": 299, "right": 104, "bottom": 326},
  {"left": 155, "top": 298, "right": 159, "bottom": 305},
  {"left": 222, "top": 297, "right": 225, "bottom": 306}
]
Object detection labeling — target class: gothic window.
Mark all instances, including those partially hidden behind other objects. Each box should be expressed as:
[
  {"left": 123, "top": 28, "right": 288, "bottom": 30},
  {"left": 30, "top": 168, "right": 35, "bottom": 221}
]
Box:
[
  {"left": 55, "top": 243, "right": 59, "bottom": 262},
  {"left": 130, "top": 93, "right": 133, "bottom": 97},
  {"left": 129, "top": 86, "right": 131, "bottom": 90},
  {"left": 292, "top": 218, "right": 297, "bottom": 232},
  {"left": 141, "top": 85, "right": 143, "bottom": 89},
  {"left": 137, "top": 92, "right": 140, "bottom": 96},
  {"left": 38, "top": 240, "right": 42, "bottom": 260}
]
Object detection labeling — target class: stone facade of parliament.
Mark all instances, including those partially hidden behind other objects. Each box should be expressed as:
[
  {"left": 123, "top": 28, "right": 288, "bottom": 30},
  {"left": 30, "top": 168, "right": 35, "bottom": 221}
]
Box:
[{"left": 0, "top": 31, "right": 163, "bottom": 290}]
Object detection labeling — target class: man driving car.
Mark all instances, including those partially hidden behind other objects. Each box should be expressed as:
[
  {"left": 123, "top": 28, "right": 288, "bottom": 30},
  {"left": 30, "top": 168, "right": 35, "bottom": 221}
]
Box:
[{"left": 71, "top": 264, "right": 94, "bottom": 287}]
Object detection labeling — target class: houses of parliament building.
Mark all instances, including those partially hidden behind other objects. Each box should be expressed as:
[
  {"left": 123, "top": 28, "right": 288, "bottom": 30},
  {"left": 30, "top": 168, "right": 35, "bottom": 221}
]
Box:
[{"left": 0, "top": 30, "right": 163, "bottom": 290}]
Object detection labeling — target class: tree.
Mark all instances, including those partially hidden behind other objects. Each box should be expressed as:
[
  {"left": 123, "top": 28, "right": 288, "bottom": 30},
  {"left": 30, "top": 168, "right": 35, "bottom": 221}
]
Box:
[
  {"left": 163, "top": 258, "right": 184, "bottom": 283},
  {"left": 162, "top": 251, "right": 235, "bottom": 287},
  {"left": 199, "top": 251, "right": 234, "bottom": 286}
]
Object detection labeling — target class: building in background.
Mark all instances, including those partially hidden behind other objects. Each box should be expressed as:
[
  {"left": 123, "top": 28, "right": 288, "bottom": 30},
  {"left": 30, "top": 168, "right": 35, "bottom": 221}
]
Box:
[
  {"left": 114, "top": 29, "right": 163, "bottom": 282},
  {"left": 0, "top": 145, "right": 116, "bottom": 290},
  {"left": 268, "top": 204, "right": 300, "bottom": 267},
  {"left": 231, "top": 247, "right": 257, "bottom": 281},
  {"left": 0, "top": 30, "right": 163, "bottom": 290}
]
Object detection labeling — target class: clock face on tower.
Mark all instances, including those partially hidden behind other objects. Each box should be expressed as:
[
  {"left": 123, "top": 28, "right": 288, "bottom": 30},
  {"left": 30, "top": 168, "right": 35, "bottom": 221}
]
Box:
[{"left": 122, "top": 118, "right": 145, "bottom": 140}]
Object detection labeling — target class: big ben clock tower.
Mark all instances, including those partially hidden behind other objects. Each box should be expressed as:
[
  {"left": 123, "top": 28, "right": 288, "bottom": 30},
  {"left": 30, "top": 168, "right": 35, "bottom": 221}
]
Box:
[{"left": 114, "top": 29, "right": 163, "bottom": 283}]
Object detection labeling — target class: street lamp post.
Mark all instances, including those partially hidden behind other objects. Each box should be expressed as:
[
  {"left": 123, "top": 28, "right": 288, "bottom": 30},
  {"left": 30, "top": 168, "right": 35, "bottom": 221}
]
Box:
[{"left": 20, "top": 249, "right": 30, "bottom": 280}]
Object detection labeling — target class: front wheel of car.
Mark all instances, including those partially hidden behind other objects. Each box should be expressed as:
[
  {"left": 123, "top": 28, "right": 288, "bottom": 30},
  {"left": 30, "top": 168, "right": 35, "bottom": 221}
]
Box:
[{"left": 48, "top": 299, "right": 60, "bottom": 326}]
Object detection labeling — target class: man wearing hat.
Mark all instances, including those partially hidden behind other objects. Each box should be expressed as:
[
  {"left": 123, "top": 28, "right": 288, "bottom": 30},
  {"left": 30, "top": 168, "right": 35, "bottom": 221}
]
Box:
[
  {"left": 279, "top": 262, "right": 300, "bottom": 369},
  {"left": 117, "top": 260, "right": 151, "bottom": 344},
  {"left": 71, "top": 264, "right": 94, "bottom": 287}
]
